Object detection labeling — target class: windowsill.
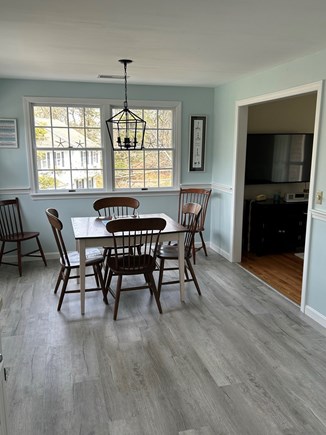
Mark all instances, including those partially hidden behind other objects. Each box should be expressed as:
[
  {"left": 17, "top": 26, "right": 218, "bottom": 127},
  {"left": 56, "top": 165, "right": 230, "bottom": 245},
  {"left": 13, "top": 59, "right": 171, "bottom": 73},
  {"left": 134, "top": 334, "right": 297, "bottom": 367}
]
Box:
[{"left": 30, "top": 188, "right": 180, "bottom": 200}]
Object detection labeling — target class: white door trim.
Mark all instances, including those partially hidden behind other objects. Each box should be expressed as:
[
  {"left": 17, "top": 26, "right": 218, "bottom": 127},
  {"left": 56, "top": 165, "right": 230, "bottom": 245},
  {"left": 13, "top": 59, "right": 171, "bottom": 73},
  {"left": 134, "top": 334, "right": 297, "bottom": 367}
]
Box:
[{"left": 230, "top": 81, "right": 323, "bottom": 314}]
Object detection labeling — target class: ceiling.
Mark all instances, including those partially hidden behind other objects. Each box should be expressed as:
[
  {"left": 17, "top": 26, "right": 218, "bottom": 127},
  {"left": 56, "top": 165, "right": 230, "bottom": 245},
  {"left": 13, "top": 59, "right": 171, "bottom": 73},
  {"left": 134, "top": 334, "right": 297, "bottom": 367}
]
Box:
[{"left": 2, "top": 0, "right": 326, "bottom": 87}]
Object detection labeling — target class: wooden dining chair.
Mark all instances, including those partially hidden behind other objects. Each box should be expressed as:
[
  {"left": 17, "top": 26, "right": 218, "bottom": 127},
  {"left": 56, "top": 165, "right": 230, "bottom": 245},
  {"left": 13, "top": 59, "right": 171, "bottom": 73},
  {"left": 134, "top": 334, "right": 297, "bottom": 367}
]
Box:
[
  {"left": 93, "top": 196, "right": 141, "bottom": 284},
  {"left": 177, "top": 187, "right": 211, "bottom": 263},
  {"left": 157, "top": 202, "right": 202, "bottom": 296},
  {"left": 0, "top": 197, "right": 47, "bottom": 276},
  {"left": 106, "top": 217, "right": 166, "bottom": 320},
  {"left": 45, "top": 208, "right": 108, "bottom": 311},
  {"left": 93, "top": 196, "right": 140, "bottom": 219}
]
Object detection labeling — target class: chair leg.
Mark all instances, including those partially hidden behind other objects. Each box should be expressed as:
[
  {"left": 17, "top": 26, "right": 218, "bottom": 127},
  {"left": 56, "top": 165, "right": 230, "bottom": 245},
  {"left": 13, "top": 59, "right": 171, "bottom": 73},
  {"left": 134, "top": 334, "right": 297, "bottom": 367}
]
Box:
[
  {"left": 146, "top": 272, "right": 162, "bottom": 314},
  {"left": 106, "top": 268, "right": 113, "bottom": 288},
  {"left": 184, "top": 264, "right": 190, "bottom": 280},
  {"left": 94, "top": 263, "right": 108, "bottom": 305},
  {"left": 143, "top": 273, "right": 153, "bottom": 295},
  {"left": 199, "top": 231, "right": 208, "bottom": 256},
  {"left": 113, "top": 275, "right": 122, "bottom": 321},
  {"left": 106, "top": 269, "right": 116, "bottom": 298},
  {"left": 103, "top": 248, "right": 111, "bottom": 285},
  {"left": 36, "top": 236, "right": 47, "bottom": 266},
  {"left": 17, "top": 241, "right": 22, "bottom": 276},
  {"left": 54, "top": 266, "right": 65, "bottom": 294},
  {"left": 93, "top": 265, "right": 100, "bottom": 287},
  {"left": 192, "top": 238, "right": 196, "bottom": 265},
  {"left": 57, "top": 269, "right": 70, "bottom": 311},
  {"left": 0, "top": 242, "right": 5, "bottom": 265},
  {"left": 186, "top": 258, "right": 201, "bottom": 295},
  {"left": 157, "top": 258, "right": 165, "bottom": 297}
]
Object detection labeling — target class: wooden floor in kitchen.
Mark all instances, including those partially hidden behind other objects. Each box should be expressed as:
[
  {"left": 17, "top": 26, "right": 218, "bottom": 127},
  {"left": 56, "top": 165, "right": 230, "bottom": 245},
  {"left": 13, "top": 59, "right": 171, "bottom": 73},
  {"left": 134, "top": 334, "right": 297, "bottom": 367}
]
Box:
[
  {"left": 240, "top": 252, "right": 304, "bottom": 305},
  {"left": 1, "top": 250, "right": 326, "bottom": 434}
]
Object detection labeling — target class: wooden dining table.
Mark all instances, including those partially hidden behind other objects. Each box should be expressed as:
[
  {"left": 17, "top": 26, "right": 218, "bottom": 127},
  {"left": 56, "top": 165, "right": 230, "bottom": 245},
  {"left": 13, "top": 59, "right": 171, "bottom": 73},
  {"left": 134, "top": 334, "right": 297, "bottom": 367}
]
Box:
[{"left": 71, "top": 213, "right": 187, "bottom": 314}]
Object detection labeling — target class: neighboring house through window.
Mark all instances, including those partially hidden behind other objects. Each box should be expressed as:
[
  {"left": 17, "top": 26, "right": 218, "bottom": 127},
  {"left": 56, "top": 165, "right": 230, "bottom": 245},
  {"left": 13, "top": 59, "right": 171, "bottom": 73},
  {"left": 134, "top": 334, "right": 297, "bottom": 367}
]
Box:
[{"left": 24, "top": 97, "right": 181, "bottom": 193}]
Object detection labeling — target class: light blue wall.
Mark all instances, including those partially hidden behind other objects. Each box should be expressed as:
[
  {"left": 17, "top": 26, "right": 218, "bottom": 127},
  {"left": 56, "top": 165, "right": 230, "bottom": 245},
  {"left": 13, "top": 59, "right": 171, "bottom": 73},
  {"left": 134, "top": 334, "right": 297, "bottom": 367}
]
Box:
[
  {"left": 0, "top": 79, "right": 214, "bottom": 188},
  {"left": 212, "top": 48, "right": 326, "bottom": 317},
  {"left": 0, "top": 79, "right": 214, "bottom": 252},
  {"left": 306, "top": 217, "right": 326, "bottom": 310}
]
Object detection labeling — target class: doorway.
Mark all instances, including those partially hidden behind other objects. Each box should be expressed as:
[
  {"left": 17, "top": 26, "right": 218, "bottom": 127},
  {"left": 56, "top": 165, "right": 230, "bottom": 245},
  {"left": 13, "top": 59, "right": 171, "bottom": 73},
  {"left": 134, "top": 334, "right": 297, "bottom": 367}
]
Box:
[{"left": 230, "top": 82, "right": 322, "bottom": 310}]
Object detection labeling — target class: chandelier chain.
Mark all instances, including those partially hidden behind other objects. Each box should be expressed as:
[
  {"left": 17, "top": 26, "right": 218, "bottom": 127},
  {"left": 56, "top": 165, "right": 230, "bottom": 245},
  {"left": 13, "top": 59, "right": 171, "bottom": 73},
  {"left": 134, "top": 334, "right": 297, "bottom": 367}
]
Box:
[{"left": 123, "top": 61, "right": 128, "bottom": 109}]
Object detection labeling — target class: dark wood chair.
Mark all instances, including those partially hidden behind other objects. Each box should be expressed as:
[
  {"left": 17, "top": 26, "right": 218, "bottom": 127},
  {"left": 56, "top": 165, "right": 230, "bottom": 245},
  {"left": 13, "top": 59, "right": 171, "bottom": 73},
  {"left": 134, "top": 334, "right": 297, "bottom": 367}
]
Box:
[
  {"left": 93, "top": 196, "right": 140, "bottom": 219},
  {"left": 157, "top": 202, "right": 202, "bottom": 296},
  {"left": 93, "top": 196, "right": 141, "bottom": 284},
  {"left": 106, "top": 217, "right": 166, "bottom": 320},
  {"left": 177, "top": 187, "right": 211, "bottom": 263},
  {"left": 0, "top": 197, "right": 47, "bottom": 276},
  {"left": 45, "top": 208, "right": 108, "bottom": 311}
]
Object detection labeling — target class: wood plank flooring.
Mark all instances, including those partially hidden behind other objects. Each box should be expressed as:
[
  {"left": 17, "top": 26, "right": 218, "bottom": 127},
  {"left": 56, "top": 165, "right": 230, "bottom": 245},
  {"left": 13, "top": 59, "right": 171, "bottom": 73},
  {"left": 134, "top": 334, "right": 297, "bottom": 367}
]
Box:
[
  {"left": 240, "top": 253, "right": 304, "bottom": 304},
  {"left": 1, "top": 251, "right": 326, "bottom": 434}
]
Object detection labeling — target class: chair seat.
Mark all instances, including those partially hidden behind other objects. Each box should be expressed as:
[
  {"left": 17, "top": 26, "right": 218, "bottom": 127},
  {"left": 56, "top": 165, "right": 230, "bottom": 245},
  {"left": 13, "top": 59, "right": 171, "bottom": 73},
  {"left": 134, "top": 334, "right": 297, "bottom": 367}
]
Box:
[
  {"left": 2, "top": 231, "right": 40, "bottom": 242},
  {"left": 60, "top": 247, "right": 104, "bottom": 268},
  {"left": 107, "top": 254, "right": 156, "bottom": 274},
  {"left": 157, "top": 245, "right": 191, "bottom": 260}
]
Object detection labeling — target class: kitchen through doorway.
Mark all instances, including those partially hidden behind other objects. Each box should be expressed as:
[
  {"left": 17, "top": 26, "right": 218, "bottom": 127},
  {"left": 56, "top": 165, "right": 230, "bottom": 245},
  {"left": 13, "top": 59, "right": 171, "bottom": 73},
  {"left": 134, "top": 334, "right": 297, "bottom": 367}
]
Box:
[{"left": 232, "top": 86, "right": 320, "bottom": 306}]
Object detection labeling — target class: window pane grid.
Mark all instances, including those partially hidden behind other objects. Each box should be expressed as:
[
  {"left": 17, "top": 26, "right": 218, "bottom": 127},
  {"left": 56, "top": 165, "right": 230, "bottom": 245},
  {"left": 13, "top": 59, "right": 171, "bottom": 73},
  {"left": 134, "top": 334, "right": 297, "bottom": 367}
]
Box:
[
  {"left": 32, "top": 104, "right": 103, "bottom": 191},
  {"left": 30, "top": 100, "right": 178, "bottom": 192},
  {"left": 112, "top": 107, "right": 174, "bottom": 190}
]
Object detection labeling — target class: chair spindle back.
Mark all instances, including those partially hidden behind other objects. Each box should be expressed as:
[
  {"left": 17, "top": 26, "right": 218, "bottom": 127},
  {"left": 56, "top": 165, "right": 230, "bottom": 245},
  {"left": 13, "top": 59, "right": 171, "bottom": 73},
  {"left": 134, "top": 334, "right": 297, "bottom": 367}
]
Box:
[
  {"left": 0, "top": 198, "right": 24, "bottom": 238},
  {"left": 106, "top": 217, "right": 166, "bottom": 273},
  {"left": 178, "top": 188, "right": 211, "bottom": 232},
  {"left": 45, "top": 208, "right": 71, "bottom": 267},
  {"left": 181, "top": 202, "right": 202, "bottom": 258},
  {"left": 93, "top": 197, "right": 140, "bottom": 219}
]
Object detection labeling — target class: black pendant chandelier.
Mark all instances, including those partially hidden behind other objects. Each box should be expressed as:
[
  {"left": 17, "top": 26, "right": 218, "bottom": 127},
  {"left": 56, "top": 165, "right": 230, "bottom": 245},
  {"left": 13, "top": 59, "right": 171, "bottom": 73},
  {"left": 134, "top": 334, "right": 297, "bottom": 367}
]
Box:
[{"left": 106, "top": 59, "right": 146, "bottom": 150}]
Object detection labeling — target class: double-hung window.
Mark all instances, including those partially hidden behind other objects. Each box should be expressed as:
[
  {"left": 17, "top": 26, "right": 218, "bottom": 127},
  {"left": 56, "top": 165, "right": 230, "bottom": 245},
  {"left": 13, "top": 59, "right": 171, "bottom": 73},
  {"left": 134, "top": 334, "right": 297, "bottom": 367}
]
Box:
[
  {"left": 30, "top": 102, "right": 103, "bottom": 192},
  {"left": 111, "top": 106, "right": 178, "bottom": 189},
  {"left": 25, "top": 97, "right": 181, "bottom": 193}
]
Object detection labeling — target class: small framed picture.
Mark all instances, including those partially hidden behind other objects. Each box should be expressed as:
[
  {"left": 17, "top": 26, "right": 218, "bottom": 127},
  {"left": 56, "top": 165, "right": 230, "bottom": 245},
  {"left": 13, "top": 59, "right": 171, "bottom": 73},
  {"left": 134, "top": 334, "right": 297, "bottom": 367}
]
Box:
[
  {"left": 189, "top": 115, "right": 206, "bottom": 171},
  {"left": 0, "top": 119, "right": 18, "bottom": 148}
]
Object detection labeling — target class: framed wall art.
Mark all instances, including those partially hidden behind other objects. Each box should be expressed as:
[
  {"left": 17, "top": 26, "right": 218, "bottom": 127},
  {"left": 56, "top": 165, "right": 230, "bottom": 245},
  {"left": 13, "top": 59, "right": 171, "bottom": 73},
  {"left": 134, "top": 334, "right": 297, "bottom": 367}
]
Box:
[
  {"left": 189, "top": 115, "right": 206, "bottom": 171},
  {"left": 0, "top": 119, "right": 18, "bottom": 148}
]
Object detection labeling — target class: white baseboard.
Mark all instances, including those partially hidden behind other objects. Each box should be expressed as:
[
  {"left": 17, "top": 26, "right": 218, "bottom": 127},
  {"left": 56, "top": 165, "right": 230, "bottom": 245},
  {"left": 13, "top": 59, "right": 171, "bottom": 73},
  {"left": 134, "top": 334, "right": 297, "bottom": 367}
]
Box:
[
  {"left": 208, "top": 242, "right": 231, "bottom": 261},
  {"left": 305, "top": 305, "right": 326, "bottom": 329}
]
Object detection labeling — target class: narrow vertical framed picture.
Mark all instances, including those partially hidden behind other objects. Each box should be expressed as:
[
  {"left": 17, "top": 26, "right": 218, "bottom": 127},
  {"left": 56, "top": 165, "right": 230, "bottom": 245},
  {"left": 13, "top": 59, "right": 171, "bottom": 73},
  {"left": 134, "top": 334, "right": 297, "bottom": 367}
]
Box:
[
  {"left": 189, "top": 115, "right": 206, "bottom": 171},
  {"left": 0, "top": 119, "right": 18, "bottom": 148}
]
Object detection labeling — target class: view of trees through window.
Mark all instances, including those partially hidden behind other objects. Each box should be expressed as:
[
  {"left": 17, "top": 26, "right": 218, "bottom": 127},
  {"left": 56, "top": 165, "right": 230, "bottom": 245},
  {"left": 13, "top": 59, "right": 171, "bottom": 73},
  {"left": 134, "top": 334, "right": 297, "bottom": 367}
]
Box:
[
  {"left": 33, "top": 105, "right": 103, "bottom": 191},
  {"left": 112, "top": 108, "right": 174, "bottom": 189},
  {"left": 30, "top": 101, "right": 176, "bottom": 192}
]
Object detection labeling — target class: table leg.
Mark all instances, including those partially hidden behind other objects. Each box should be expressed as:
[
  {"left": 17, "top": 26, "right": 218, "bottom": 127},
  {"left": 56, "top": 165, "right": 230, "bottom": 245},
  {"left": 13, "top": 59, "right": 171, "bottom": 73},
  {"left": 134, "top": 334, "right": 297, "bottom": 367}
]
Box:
[
  {"left": 76, "top": 239, "right": 80, "bottom": 284},
  {"left": 178, "top": 233, "right": 185, "bottom": 302},
  {"left": 79, "top": 239, "right": 86, "bottom": 315}
]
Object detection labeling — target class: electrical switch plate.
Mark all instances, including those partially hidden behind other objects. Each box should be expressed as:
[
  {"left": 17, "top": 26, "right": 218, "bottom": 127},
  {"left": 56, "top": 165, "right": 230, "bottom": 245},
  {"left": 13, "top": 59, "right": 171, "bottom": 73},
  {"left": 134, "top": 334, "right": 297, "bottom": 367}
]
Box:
[{"left": 316, "top": 191, "right": 323, "bottom": 205}]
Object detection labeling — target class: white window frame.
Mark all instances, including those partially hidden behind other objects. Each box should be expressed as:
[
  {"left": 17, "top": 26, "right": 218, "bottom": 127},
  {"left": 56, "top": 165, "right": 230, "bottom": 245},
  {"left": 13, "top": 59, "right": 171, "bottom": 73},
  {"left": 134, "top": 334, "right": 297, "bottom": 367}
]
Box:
[{"left": 24, "top": 97, "right": 181, "bottom": 197}]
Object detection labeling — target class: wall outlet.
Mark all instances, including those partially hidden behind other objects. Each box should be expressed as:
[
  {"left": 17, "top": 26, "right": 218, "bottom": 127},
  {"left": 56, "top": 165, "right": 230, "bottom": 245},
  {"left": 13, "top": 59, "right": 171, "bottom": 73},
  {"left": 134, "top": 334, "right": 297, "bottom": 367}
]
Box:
[{"left": 316, "top": 191, "right": 323, "bottom": 205}]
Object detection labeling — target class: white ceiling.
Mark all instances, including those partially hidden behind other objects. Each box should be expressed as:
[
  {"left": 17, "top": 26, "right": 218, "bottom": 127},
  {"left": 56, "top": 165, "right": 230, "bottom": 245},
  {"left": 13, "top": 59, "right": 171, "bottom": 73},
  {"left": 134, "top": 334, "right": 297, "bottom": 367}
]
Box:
[{"left": 2, "top": 0, "right": 326, "bottom": 87}]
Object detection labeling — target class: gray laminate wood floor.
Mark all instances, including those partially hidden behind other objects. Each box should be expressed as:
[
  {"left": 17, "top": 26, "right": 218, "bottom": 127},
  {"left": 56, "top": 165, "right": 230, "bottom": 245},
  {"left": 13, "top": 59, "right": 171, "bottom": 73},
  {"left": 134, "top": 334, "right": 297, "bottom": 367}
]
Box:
[{"left": 1, "top": 251, "right": 326, "bottom": 435}]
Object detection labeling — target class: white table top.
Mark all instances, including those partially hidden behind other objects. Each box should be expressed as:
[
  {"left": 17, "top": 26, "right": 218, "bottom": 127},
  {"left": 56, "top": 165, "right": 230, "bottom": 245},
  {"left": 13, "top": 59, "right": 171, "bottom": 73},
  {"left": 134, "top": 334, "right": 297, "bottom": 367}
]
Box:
[{"left": 71, "top": 213, "right": 186, "bottom": 240}]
